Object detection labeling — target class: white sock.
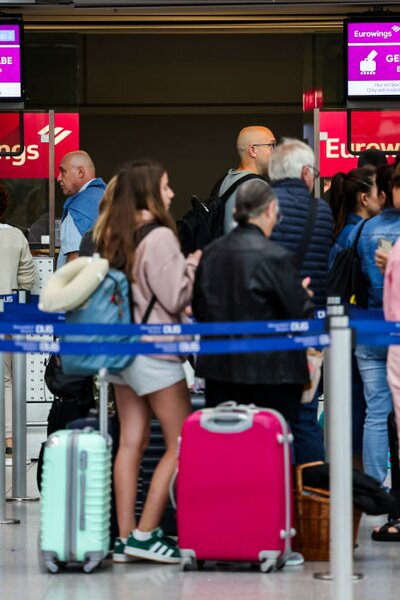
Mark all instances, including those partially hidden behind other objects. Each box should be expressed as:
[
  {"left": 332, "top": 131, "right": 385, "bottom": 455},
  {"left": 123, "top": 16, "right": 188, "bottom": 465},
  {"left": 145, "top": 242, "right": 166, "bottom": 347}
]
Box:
[
  {"left": 120, "top": 537, "right": 127, "bottom": 543},
  {"left": 133, "top": 528, "right": 156, "bottom": 541}
]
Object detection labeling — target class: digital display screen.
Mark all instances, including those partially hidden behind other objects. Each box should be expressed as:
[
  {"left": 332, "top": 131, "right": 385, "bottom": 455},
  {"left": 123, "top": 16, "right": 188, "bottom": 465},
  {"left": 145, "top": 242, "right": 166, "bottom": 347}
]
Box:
[
  {"left": 345, "top": 18, "right": 400, "bottom": 100},
  {"left": 0, "top": 21, "right": 23, "bottom": 101}
]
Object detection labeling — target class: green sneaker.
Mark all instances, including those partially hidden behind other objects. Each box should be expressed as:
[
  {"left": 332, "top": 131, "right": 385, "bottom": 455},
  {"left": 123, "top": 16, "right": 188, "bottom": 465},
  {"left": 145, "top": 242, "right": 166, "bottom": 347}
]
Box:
[
  {"left": 124, "top": 527, "right": 181, "bottom": 564},
  {"left": 113, "top": 537, "right": 140, "bottom": 563}
]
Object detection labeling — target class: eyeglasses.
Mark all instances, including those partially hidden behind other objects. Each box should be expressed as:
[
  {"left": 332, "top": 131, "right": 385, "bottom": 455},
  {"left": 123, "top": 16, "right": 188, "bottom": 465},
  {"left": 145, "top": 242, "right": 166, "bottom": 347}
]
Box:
[
  {"left": 307, "top": 164, "right": 320, "bottom": 179},
  {"left": 251, "top": 142, "right": 276, "bottom": 150}
]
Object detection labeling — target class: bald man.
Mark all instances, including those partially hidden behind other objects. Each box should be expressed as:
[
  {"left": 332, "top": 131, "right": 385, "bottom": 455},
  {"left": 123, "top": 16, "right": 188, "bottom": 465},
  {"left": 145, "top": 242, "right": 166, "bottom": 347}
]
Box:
[
  {"left": 57, "top": 150, "right": 106, "bottom": 268},
  {"left": 218, "top": 125, "right": 276, "bottom": 234}
]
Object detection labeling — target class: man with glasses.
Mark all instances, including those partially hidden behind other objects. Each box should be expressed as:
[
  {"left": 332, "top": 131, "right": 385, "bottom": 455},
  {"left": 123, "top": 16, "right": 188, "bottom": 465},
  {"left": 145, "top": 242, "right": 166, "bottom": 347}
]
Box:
[
  {"left": 216, "top": 125, "right": 276, "bottom": 234},
  {"left": 268, "top": 138, "right": 333, "bottom": 466},
  {"left": 269, "top": 138, "right": 331, "bottom": 306}
]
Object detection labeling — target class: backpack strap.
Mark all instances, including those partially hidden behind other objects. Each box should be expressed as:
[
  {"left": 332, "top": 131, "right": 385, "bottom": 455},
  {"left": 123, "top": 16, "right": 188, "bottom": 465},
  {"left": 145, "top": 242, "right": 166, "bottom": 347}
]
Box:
[
  {"left": 351, "top": 217, "right": 370, "bottom": 252},
  {"left": 134, "top": 222, "right": 161, "bottom": 245},
  {"left": 219, "top": 173, "right": 265, "bottom": 204},
  {"left": 294, "top": 198, "right": 318, "bottom": 269},
  {"left": 209, "top": 174, "right": 229, "bottom": 199},
  {"left": 142, "top": 295, "right": 157, "bottom": 324}
]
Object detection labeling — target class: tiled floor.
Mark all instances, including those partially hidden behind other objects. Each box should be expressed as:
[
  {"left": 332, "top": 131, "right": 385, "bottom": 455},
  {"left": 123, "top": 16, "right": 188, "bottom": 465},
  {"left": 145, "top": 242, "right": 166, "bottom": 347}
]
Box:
[{"left": 0, "top": 462, "right": 398, "bottom": 600}]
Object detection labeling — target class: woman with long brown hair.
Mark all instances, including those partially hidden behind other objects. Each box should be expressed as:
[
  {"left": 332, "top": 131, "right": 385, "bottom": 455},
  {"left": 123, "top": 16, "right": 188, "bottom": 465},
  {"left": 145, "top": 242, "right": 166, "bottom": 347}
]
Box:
[
  {"left": 96, "top": 160, "right": 201, "bottom": 564},
  {"left": 328, "top": 166, "right": 381, "bottom": 270}
]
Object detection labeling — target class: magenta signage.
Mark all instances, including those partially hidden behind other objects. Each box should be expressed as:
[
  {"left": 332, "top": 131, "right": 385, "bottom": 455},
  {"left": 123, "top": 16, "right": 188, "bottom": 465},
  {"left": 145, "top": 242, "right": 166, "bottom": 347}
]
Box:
[
  {"left": 346, "top": 20, "right": 400, "bottom": 98},
  {"left": 0, "top": 22, "right": 23, "bottom": 101}
]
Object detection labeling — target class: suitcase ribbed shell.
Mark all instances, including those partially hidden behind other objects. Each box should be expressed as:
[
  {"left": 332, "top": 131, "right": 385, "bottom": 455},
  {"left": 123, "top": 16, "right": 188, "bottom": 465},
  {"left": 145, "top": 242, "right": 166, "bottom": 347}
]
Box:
[{"left": 40, "top": 429, "right": 111, "bottom": 566}]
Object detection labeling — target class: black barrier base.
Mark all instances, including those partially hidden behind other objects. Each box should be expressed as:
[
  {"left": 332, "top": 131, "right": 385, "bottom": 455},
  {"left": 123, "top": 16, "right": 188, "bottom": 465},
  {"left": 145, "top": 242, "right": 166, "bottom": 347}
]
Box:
[
  {"left": 0, "top": 518, "right": 20, "bottom": 525},
  {"left": 6, "top": 497, "right": 39, "bottom": 502},
  {"left": 314, "top": 572, "right": 363, "bottom": 581}
]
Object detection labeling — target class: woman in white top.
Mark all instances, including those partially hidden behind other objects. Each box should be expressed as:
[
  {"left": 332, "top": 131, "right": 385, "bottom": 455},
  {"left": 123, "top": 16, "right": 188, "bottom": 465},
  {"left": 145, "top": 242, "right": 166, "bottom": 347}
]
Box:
[{"left": 0, "top": 183, "right": 36, "bottom": 453}]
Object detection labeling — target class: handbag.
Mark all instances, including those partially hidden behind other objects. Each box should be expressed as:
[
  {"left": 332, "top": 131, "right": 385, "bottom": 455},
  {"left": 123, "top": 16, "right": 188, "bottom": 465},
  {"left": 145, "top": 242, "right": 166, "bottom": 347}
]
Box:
[
  {"left": 301, "top": 350, "right": 323, "bottom": 404},
  {"left": 44, "top": 353, "right": 94, "bottom": 400}
]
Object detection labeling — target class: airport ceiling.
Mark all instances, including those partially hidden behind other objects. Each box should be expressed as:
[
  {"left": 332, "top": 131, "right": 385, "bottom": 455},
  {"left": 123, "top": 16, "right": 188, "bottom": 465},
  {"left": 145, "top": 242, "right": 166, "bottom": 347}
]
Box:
[{"left": 1, "top": 0, "right": 400, "bottom": 33}]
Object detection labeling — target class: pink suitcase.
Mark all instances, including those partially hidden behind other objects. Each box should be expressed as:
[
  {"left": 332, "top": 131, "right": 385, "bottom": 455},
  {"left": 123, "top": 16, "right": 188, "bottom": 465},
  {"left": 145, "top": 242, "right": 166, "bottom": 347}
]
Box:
[{"left": 176, "top": 403, "right": 295, "bottom": 572}]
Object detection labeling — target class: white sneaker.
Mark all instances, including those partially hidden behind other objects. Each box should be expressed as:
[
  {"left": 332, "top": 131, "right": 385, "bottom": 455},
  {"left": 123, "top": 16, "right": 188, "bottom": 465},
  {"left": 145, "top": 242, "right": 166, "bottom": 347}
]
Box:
[{"left": 113, "top": 537, "right": 140, "bottom": 563}]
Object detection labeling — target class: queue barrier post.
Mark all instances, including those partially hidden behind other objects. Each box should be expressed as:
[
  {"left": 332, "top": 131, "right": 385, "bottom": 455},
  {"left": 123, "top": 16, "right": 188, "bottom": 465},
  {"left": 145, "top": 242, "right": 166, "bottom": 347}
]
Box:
[
  {"left": 0, "top": 298, "right": 19, "bottom": 524},
  {"left": 315, "top": 303, "right": 363, "bottom": 596},
  {"left": 322, "top": 297, "right": 342, "bottom": 461},
  {"left": 9, "top": 291, "right": 39, "bottom": 503}
]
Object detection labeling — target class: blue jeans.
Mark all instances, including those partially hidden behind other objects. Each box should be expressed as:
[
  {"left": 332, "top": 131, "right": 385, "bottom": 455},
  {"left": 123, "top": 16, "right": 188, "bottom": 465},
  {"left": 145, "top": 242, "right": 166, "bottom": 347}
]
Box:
[
  {"left": 356, "top": 345, "right": 393, "bottom": 486},
  {"left": 290, "top": 387, "right": 325, "bottom": 466},
  {"left": 352, "top": 352, "right": 367, "bottom": 455}
]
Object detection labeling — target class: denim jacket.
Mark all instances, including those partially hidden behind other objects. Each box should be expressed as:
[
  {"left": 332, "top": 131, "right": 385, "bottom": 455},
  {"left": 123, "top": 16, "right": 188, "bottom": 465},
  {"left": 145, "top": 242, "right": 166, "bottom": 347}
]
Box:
[
  {"left": 328, "top": 212, "right": 362, "bottom": 271},
  {"left": 346, "top": 208, "right": 400, "bottom": 308}
]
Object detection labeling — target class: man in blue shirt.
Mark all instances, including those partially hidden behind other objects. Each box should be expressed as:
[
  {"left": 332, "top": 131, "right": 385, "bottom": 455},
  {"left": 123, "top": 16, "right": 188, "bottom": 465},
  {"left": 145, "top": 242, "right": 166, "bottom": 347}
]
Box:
[{"left": 57, "top": 150, "right": 106, "bottom": 268}]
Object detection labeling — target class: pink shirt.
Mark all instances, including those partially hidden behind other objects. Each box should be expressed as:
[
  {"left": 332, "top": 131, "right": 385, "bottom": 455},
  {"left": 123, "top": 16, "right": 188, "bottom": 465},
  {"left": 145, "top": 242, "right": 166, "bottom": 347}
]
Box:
[
  {"left": 132, "top": 225, "right": 199, "bottom": 360},
  {"left": 384, "top": 238, "right": 400, "bottom": 322}
]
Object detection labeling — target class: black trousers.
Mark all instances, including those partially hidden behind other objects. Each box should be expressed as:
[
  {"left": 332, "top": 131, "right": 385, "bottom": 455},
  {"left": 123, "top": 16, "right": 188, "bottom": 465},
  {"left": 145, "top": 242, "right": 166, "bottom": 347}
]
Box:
[{"left": 204, "top": 379, "right": 303, "bottom": 422}]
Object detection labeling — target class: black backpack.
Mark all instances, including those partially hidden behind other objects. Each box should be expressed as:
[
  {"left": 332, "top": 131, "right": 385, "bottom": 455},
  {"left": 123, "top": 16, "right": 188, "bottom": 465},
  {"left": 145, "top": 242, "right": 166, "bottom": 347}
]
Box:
[
  {"left": 327, "top": 218, "right": 370, "bottom": 308},
  {"left": 177, "top": 173, "right": 264, "bottom": 256}
]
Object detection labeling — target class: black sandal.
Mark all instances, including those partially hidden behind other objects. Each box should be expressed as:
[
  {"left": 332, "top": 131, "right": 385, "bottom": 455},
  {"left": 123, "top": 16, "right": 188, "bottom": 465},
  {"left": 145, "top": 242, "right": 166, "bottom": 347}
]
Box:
[{"left": 371, "top": 519, "right": 400, "bottom": 541}]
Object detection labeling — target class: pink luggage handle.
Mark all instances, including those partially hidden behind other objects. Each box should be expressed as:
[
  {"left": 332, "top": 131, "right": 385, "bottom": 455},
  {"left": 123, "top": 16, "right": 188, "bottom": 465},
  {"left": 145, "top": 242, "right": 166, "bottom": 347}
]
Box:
[
  {"left": 200, "top": 406, "right": 254, "bottom": 433},
  {"left": 199, "top": 402, "right": 274, "bottom": 433}
]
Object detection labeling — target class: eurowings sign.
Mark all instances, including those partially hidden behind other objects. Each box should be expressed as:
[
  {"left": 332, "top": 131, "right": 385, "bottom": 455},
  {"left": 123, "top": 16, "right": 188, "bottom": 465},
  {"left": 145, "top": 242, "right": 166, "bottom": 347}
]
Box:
[
  {"left": 319, "top": 110, "right": 399, "bottom": 177},
  {"left": 0, "top": 112, "right": 79, "bottom": 178},
  {"left": 347, "top": 22, "right": 400, "bottom": 98}
]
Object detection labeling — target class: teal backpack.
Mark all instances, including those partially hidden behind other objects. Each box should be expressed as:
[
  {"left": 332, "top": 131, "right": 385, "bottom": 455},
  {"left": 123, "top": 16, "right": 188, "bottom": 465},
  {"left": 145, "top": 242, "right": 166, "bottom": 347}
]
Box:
[
  {"left": 61, "top": 224, "right": 158, "bottom": 376},
  {"left": 61, "top": 268, "right": 139, "bottom": 375}
]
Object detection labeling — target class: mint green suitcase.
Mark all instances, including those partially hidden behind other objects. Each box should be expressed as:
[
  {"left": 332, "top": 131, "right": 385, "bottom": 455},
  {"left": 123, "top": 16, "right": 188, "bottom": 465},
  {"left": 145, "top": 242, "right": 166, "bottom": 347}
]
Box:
[{"left": 39, "top": 370, "right": 112, "bottom": 574}]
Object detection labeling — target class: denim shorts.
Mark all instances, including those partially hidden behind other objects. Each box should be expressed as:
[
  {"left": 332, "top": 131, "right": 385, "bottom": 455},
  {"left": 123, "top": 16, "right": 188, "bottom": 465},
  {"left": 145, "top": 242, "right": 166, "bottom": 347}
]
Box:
[{"left": 107, "top": 355, "right": 186, "bottom": 397}]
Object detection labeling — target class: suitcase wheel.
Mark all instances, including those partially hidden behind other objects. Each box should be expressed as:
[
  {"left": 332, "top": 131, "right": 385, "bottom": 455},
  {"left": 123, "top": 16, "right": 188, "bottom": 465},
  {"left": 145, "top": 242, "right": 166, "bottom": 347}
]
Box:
[
  {"left": 44, "top": 559, "right": 60, "bottom": 574},
  {"left": 83, "top": 559, "right": 102, "bottom": 574},
  {"left": 181, "top": 555, "right": 197, "bottom": 571},
  {"left": 259, "top": 550, "right": 281, "bottom": 573},
  {"left": 260, "top": 559, "right": 277, "bottom": 573}
]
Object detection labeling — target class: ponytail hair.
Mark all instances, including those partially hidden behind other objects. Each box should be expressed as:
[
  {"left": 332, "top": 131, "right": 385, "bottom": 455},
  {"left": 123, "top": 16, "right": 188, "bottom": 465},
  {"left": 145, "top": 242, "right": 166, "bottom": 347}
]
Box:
[{"left": 332, "top": 167, "right": 375, "bottom": 238}]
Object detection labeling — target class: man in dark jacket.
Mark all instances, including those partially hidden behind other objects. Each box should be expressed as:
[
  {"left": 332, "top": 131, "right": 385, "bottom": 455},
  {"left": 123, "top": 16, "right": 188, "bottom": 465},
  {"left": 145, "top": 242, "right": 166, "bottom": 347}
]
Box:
[
  {"left": 193, "top": 179, "right": 314, "bottom": 422},
  {"left": 269, "top": 138, "right": 333, "bottom": 307},
  {"left": 268, "top": 138, "right": 333, "bottom": 464}
]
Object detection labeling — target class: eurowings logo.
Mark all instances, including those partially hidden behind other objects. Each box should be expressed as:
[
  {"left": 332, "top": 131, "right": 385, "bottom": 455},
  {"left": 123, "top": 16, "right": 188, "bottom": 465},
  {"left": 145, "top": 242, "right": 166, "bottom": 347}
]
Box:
[
  {"left": 392, "top": 26, "right": 400, "bottom": 33},
  {"left": 37, "top": 125, "right": 72, "bottom": 145}
]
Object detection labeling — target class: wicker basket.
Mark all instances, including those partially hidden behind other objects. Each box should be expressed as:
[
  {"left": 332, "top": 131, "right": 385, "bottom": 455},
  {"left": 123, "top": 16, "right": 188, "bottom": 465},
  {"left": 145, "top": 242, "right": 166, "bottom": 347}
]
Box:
[{"left": 292, "top": 461, "right": 362, "bottom": 561}]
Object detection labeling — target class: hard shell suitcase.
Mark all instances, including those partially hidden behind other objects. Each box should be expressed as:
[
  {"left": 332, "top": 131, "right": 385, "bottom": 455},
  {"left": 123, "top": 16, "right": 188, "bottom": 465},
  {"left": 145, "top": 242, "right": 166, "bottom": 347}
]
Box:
[
  {"left": 176, "top": 403, "right": 295, "bottom": 572},
  {"left": 39, "top": 369, "right": 112, "bottom": 574}
]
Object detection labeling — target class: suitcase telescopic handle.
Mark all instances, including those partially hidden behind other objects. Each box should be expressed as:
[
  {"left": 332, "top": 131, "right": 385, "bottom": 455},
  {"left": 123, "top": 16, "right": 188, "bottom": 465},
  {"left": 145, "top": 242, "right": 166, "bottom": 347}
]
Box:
[
  {"left": 200, "top": 407, "right": 254, "bottom": 433},
  {"left": 98, "top": 368, "right": 109, "bottom": 440}
]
